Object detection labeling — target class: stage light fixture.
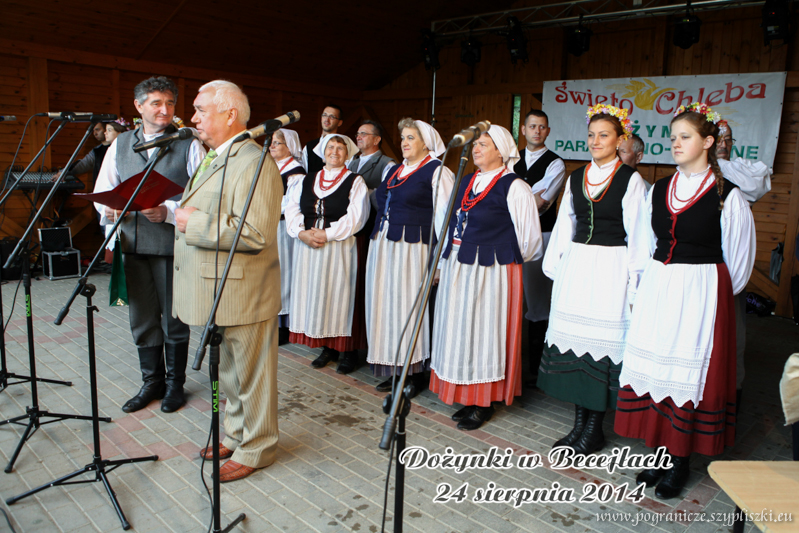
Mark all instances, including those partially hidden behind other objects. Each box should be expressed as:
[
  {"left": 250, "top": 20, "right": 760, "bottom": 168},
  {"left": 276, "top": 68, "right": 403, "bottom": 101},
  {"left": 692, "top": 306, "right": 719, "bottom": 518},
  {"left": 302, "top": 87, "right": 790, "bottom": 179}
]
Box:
[
  {"left": 567, "top": 15, "right": 593, "bottom": 57},
  {"left": 422, "top": 29, "right": 440, "bottom": 71},
  {"left": 461, "top": 35, "right": 482, "bottom": 67},
  {"left": 762, "top": 0, "right": 791, "bottom": 45},
  {"left": 506, "top": 16, "right": 528, "bottom": 64},
  {"left": 673, "top": 1, "right": 701, "bottom": 50}
]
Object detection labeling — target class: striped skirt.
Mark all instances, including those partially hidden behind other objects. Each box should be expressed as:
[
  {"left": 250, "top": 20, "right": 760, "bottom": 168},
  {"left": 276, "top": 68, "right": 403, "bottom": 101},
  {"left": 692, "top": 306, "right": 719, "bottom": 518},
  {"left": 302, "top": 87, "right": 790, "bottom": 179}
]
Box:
[
  {"left": 289, "top": 235, "right": 367, "bottom": 352},
  {"left": 614, "top": 263, "right": 737, "bottom": 457},
  {"left": 365, "top": 228, "right": 430, "bottom": 375},
  {"left": 537, "top": 344, "right": 621, "bottom": 411},
  {"left": 277, "top": 219, "right": 293, "bottom": 316},
  {"left": 430, "top": 256, "right": 523, "bottom": 407}
]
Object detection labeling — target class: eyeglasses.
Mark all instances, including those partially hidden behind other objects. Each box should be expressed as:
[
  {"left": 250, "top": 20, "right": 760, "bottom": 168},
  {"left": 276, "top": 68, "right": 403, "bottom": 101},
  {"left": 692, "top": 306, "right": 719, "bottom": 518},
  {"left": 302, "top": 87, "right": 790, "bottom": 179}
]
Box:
[
  {"left": 718, "top": 137, "right": 736, "bottom": 146},
  {"left": 321, "top": 113, "right": 340, "bottom": 120},
  {"left": 356, "top": 131, "right": 376, "bottom": 137},
  {"left": 270, "top": 141, "right": 285, "bottom": 148}
]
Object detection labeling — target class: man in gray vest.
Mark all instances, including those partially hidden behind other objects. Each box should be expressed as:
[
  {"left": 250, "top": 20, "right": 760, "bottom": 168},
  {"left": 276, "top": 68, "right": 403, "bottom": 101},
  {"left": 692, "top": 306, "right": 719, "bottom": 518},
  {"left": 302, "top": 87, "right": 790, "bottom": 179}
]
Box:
[
  {"left": 94, "top": 76, "right": 205, "bottom": 414},
  {"left": 348, "top": 120, "right": 396, "bottom": 236}
]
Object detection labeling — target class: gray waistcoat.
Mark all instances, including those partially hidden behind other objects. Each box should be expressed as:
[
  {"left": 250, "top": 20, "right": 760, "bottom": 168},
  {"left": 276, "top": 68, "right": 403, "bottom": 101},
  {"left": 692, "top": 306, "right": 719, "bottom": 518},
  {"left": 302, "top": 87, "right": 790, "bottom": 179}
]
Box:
[
  {"left": 116, "top": 126, "right": 192, "bottom": 256},
  {"left": 348, "top": 150, "right": 395, "bottom": 190}
]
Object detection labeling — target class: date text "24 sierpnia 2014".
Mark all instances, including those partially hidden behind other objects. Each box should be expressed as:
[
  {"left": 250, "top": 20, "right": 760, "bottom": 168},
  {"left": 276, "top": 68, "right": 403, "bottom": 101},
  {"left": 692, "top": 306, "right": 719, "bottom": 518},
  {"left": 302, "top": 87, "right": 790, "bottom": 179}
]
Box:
[{"left": 434, "top": 481, "right": 646, "bottom": 508}]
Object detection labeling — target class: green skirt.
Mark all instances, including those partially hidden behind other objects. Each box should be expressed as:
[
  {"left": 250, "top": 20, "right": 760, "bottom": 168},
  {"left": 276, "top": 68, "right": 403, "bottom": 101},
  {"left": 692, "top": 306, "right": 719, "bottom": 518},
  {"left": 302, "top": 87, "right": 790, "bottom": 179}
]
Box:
[{"left": 536, "top": 343, "right": 621, "bottom": 412}]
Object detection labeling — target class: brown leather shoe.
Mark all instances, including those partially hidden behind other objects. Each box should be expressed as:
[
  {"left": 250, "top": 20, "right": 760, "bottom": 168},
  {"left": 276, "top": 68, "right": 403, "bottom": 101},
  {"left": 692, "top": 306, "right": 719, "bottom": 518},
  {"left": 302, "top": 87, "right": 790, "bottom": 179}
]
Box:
[
  {"left": 199, "top": 443, "right": 234, "bottom": 460},
  {"left": 218, "top": 460, "right": 256, "bottom": 483}
]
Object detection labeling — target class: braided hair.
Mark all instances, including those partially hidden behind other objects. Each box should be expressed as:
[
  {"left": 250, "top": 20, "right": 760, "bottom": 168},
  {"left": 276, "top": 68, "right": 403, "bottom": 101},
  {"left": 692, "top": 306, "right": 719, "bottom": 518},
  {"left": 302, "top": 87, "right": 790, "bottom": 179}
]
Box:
[{"left": 670, "top": 111, "right": 725, "bottom": 210}]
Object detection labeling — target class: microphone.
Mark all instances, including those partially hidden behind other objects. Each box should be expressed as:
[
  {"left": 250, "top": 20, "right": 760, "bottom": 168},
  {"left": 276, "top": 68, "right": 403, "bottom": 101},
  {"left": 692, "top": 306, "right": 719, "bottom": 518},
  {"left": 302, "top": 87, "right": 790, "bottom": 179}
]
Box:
[
  {"left": 43, "top": 112, "right": 117, "bottom": 122},
  {"left": 450, "top": 120, "right": 491, "bottom": 147},
  {"left": 0, "top": 115, "right": 16, "bottom": 122},
  {"left": 132, "top": 127, "right": 196, "bottom": 153},
  {"left": 234, "top": 111, "right": 300, "bottom": 142}
]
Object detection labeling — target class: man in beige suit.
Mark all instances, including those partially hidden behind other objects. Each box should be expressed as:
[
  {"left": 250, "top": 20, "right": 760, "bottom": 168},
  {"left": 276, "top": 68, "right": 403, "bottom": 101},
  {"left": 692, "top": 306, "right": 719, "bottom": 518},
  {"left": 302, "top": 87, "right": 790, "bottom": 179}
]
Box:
[{"left": 173, "top": 80, "right": 282, "bottom": 482}]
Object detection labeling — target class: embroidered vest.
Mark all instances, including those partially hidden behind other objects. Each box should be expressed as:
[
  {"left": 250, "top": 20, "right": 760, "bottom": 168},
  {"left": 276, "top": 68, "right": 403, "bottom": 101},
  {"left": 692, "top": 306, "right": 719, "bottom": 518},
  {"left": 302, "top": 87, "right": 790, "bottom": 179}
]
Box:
[
  {"left": 371, "top": 160, "right": 440, "bottom": 245},
  {"left": 571, "top": 164, "right": 634, "bottom": 247}
]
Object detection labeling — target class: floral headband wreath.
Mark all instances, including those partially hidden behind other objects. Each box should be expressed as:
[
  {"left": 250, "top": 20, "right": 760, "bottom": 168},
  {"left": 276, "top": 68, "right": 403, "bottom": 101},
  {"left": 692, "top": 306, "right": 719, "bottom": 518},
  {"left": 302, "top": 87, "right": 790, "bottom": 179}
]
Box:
[
  {"left": 172, "top": 116, "right": 185, "bottom": 128},
  {"left": 716, "top": 119, "right": 730, "bottom": 136},
  {"left": 586, "top": 104, "right": 633, "bottom": 140},
  {"left": 674, "top": 102, "right": 722, "bottom": 124},
  {"left": 114, "top": 117, "right": 130, "bottom": 128}
]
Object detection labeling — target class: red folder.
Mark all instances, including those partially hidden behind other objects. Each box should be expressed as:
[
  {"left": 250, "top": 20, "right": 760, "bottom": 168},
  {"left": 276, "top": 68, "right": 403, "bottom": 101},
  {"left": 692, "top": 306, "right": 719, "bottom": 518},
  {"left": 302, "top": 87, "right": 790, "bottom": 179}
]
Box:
[{"left": 74, "top": 170, "right": 185, "bottom": 211}]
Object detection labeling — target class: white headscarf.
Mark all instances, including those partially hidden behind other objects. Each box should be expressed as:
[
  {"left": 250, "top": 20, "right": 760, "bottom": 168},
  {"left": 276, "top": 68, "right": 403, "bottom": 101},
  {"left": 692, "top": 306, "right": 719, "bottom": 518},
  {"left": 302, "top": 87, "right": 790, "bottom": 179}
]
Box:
[
  {"left": 314, "top": 133, "right": 358, "bottom": 163},
  {"left": 409, "top": 120, "right": 446, "bottom": 158},
  {"left": 277, "top": 129, "right": 302, "bottom": 161},
  {"left": 485, "top": 125, "right": 521, "bottom": 171}
]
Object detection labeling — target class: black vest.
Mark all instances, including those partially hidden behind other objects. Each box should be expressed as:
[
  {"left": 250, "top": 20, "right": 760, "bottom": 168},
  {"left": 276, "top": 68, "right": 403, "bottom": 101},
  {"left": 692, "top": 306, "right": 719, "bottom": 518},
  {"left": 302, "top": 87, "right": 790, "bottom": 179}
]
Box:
[
  {"left": 300, "top": 171, "right": 359, "bottom": 230},
  {"left": 571, "top": 163, "right": 634, "bottom": 247},
  {"left": 280, "top": 162, "right": 305, "bottom": 194},
  {"left": 305, "top": 138, "right": 324, "bottom": 178},
  {"left": 92, "top": 143, "right": 110, "bottom": 184},
  {"left": 514, "top": 149, "right": 563, "bottom": 232},
  {"left": 652, "top": 174, "right": 737, "bottom": 265}
]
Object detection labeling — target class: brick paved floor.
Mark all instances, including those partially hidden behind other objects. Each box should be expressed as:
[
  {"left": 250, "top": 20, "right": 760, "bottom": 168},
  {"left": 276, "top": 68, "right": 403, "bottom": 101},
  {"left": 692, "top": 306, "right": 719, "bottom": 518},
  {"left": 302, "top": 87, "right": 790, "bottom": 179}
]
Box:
[{"left": 0, "top": 273, "right": 794, "bottom": 532}]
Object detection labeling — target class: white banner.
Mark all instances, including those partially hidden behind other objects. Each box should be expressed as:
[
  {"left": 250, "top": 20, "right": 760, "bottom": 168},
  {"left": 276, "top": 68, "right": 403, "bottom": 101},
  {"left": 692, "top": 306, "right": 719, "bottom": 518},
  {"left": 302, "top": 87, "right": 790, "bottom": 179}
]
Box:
[{"left": 542, "top": 72, "right": 787, "bottom": 167}]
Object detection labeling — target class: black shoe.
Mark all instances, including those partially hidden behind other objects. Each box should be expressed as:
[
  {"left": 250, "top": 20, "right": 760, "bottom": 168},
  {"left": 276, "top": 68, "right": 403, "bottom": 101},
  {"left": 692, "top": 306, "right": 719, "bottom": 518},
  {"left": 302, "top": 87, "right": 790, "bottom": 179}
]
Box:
[
  {"left": 122, "top": 381, "right": 166, "bottom": 413},
  {"left": 278, "top": 327, "right": 290, "bottom": 346},
  {"left": 655, "top": 454, "right": 691, "bottom": 500},
  {"left": 636, "top": 467, "right": 669, "bottom": 488},
  {"left": 376, "top": 378, "right": 394, "bottom": 392},
  {"left": 457, "top": 405, "right": 494, "bottom": 431},
  {"left": 553, "top": 405, "right": 589, "bottom": 450},
  {"left": 451, "top": 405, "right": 476, "bottom": 422},
  {"left": 336, "top": 351, "right": 359, "bottom": 374},
  {"left": 570, "top": 409, "right": 606, "bottom": 455},
  {"left": 311, "top": 347, "right": 339, "bottom": 368},
  {"left": 161, "top": 342, "right": 188, "bottom": 413}
]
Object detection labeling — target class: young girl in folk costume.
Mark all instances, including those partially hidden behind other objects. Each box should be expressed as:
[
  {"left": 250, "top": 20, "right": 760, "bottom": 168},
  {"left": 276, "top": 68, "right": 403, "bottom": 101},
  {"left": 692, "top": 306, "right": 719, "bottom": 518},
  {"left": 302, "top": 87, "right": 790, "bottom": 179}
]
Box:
[
  {"left": 365, "top": 119, "right": 454, "bottom": 395},
  {"left": 430, "top": 125, "right": 542, "bottom": 431},
  {"left": 538, "top": 105, "right": 650, "bottom": 454},
  {"left": 615, "top": 103, "right": 755, "bottom": 500},
  {"left": 269, "top": 129, "right": 306, "bottom": 345},
  {"left": 284, "top": 134, "right": 370, "bottom": 374}
]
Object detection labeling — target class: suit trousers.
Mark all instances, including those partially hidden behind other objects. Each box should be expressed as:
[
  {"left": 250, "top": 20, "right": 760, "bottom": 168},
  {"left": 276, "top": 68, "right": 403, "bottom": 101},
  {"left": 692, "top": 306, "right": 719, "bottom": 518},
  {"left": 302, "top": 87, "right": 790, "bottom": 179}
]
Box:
[
  {"left": 122, "top": 253, "right": 190, "bottom": 348},
  {"left": 219, "top": 316, "right": 279, "bottom": 469}
]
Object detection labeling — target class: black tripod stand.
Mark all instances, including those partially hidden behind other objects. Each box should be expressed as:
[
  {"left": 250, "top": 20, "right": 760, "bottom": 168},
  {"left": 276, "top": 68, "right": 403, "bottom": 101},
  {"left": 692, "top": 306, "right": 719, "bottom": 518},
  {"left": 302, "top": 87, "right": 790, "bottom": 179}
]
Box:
[{"left": 6, "top": 282, "right": 157, "bottom": 530}]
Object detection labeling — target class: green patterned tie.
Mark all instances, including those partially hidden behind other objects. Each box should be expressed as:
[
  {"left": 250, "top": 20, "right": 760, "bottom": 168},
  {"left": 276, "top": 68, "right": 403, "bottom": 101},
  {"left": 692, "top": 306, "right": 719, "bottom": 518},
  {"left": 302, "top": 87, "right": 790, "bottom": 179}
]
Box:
[{"left": 192, "top": 149, "right": 216, "bottom": 187}]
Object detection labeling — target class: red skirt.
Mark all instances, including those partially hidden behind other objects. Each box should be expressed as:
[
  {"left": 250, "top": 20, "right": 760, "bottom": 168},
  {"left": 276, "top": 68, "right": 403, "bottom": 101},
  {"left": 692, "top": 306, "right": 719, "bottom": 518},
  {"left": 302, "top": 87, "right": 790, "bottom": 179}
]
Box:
[
  {"left": 430, "top": 263, "right": 524, "bottom": 408},
  {"left": 614, "top": 263, "right": 737, "bottom": 457},
  {"left": 289, "top": 235, "right": 368, "bottom": 352}
]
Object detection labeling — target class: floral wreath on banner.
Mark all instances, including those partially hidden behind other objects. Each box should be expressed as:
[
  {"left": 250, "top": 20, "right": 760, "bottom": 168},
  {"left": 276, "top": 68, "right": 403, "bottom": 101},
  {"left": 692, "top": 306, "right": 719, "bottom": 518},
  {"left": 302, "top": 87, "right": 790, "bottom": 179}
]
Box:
[
  {"left": 674, "top": 102, "right": 722, "bottom": 124},
  {"left": 585, "top": 104, "right": 633, "bottom": 140}
]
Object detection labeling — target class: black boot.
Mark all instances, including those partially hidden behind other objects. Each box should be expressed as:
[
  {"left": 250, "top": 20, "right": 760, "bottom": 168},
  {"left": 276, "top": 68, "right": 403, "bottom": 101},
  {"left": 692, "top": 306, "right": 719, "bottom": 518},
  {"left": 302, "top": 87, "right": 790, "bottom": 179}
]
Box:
[
  {"left": 161, "top": 342, "right": 189, "bottom": 413},
  {"left": 122, "top": 346, "right": 165, "bottom": 413},
  {"left": 570, "top": 409, "right": 606, "bottom": 455},
  {"left": 457, "top": 405, "right": 494, "bottom": 431},
  {"left": 553, "top": 405, "right": 589, "bottom": 450},
  {"left": 655, "top": 454, "right": 691, "bottom": 499},
  {"left": 311, "top": 347, "right": 339, "bottom": 368},
  {"left": 336, "top": 350, "right": 359, "bottom": 374},
  {"left": 636, "top": 452, "right": 672, "bottom": 488},
  {"left": 278, "top": 327, "right": 290, "bottom": 346}
]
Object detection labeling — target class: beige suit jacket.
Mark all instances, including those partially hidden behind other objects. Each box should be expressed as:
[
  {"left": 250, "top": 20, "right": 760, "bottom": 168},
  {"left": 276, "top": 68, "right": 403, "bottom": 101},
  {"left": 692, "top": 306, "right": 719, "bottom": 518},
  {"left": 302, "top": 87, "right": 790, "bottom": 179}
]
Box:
[{"left": 173, "top": 138, "right": 282, "bottom": 327}]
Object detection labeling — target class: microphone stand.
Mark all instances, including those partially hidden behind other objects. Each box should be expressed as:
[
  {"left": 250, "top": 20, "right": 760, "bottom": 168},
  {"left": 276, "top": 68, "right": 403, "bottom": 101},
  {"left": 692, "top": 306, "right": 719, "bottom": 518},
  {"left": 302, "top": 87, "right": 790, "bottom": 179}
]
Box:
[
  {"left": 378, "top": 142, "right": 474, "bottom": 533},
  {"left": 0, "top": 118, "right": 76, "bottom": 393},
  {"left": 192, "top": 136, "right": 275, "bottom": 533},
  {"left": 0, "top": 121, "right": 102, "bottom": 472},
  {"left": 11, "top": 146, "right": 173, "bottom": 530}
]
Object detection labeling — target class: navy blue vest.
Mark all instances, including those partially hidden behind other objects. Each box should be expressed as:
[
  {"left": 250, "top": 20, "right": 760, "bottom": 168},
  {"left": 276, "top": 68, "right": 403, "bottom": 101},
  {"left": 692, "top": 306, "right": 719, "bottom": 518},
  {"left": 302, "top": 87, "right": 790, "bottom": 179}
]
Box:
[
  {"left": 280, "top": 163, "right": 305, "bottom": 194},
  {"left": 513, "top": 149, "right": 563, "bottom": 233},
  {"left": 652, "top": 174, "right": 737, "bottom": 265},
  {"left": 571, "top": 163, "right": 634, "bottom": 247},
  {"left": 300, "top": 171, "right": 358, "bottom": 230},
  {"left": 442, "top": 172, "right": 523, "bottom": 267},
  {"left": 370, "top": 160, "right": 440, "bottom": 245}
]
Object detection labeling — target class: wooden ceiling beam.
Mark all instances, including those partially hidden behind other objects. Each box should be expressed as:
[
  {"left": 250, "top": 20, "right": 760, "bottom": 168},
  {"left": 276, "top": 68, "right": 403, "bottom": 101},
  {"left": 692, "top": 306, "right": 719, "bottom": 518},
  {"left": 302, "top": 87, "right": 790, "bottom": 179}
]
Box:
[{"left": 135, "top": 0, "right": 190, "bottom": 60}]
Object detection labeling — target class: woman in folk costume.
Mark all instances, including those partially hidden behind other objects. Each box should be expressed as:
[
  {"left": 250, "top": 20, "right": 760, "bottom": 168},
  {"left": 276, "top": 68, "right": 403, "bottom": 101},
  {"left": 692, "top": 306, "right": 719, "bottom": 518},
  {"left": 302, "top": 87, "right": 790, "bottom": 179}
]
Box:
[
  {"left": 430, "top": 125, "right": 542, "bottom": 431},
  {"left": 269, "top": 128, "right": 305, "bottom": 345},
  {"left": 615, "top": 103, "right": 755, "bottom": 500},
  {"left": 365, "top": 119, "right": 454, "bottom": 395},
  {"left": 284, "top": 134, "right": 369, "bottom": 374},
  {"left": 538, "top": 105, "right": 650, "bottom": 454}
]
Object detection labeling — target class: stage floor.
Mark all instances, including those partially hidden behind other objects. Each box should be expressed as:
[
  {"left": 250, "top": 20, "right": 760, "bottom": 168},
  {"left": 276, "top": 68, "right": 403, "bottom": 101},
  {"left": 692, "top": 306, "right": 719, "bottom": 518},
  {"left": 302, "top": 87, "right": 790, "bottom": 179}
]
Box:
[{"left": 0, "top": 273, "right": 794, "bottom": 532}]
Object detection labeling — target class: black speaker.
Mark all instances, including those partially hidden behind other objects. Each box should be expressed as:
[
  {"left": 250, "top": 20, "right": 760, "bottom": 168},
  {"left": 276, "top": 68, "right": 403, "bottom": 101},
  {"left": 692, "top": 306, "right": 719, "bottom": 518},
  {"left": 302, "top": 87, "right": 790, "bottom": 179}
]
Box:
[{"left": 1, "top": 237, "right": 22, "bottom": 280}]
